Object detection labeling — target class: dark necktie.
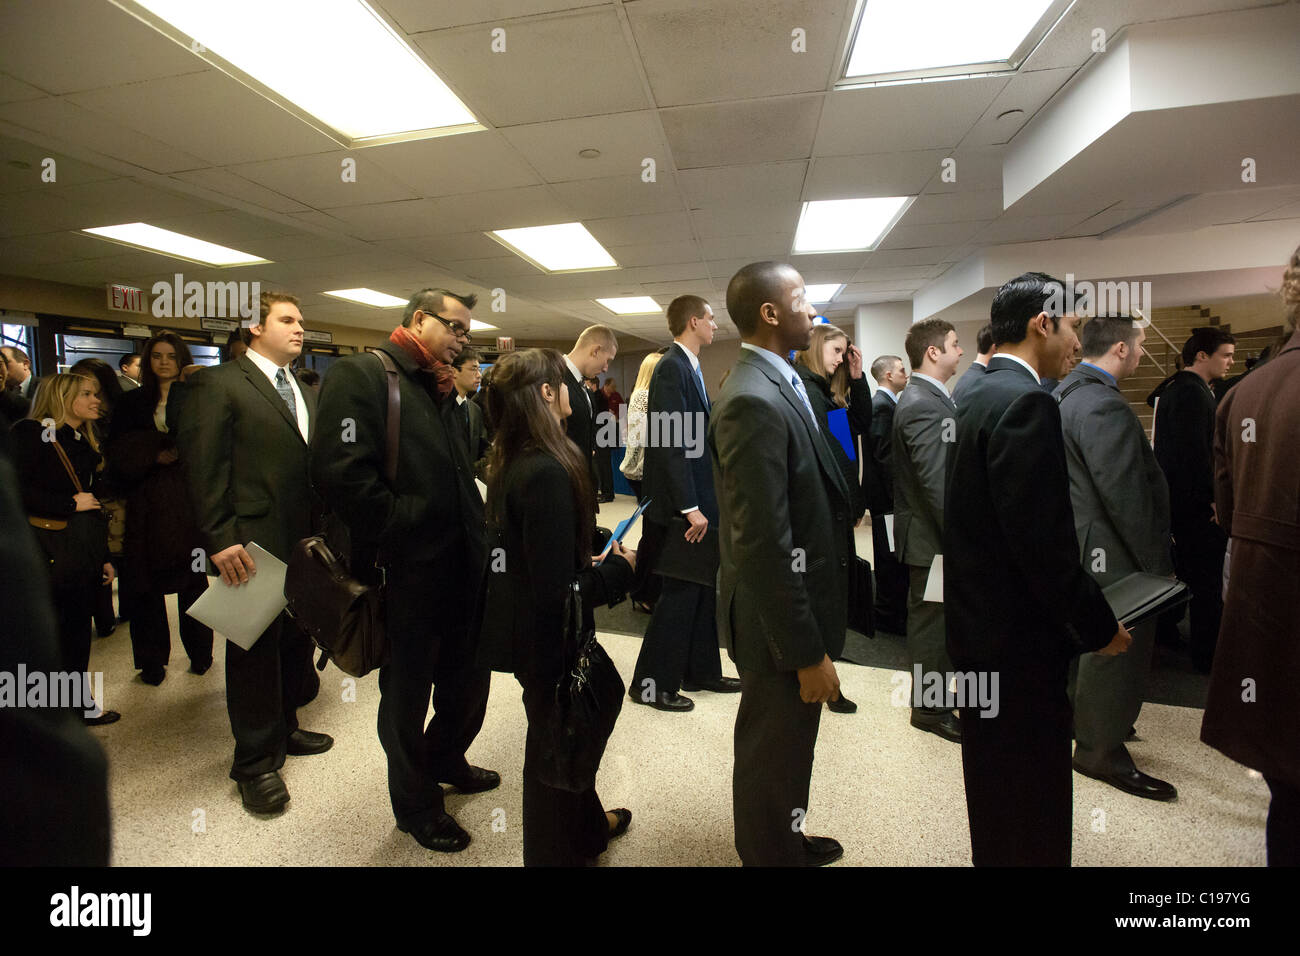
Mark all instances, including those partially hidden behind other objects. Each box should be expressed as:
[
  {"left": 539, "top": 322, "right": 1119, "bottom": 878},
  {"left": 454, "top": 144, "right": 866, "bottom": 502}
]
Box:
[{"left": 274, "top": 368, "right": 297, "bottom": 420}]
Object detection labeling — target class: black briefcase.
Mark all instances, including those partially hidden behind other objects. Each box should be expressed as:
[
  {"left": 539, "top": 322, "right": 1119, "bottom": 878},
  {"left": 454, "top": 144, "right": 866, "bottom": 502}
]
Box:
[{"left": 847, "top": 555, "right": 876, "bottom": 637}]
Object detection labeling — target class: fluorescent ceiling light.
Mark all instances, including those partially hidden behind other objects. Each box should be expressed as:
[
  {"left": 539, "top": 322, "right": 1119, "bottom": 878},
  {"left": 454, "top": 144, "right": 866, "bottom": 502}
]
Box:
[
  {"left": 323, "top": 288, "right": 407, "bottom": 307},
  {"left": 803, "top": 284, "right": 843, "bottom": 303},
  {"left": 793, "top": 198, "right": 913, "bottom": 254},
  {"left": 113, "top": 0, "right": 481, "bottom": 145},
  {"left": 470, "top": 319, "right": 498, "bottom": 332},
  {"left": 845, "top": 0, "right": 1059, "bottom": 81},
  {"left": 596, "top": 297, "right": 661, "bottom": 315},
  {"left": 82, "top": 223, "right": 268, "bottom": 266},
  {"left": 488, "top": 223, "right": 619, "bottom": 273}
]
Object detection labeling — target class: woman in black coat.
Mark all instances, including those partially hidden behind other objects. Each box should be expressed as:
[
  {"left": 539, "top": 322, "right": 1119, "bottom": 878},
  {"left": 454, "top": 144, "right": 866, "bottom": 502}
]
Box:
[
  {"left": 12, "top": 373, "right": 120, "bottom": 724},
  {"left": 107, "top": 331, "right": 212, "bottom": 684},
  {"left": 477, "top": 348, "right": 637, "bottom": 866}
]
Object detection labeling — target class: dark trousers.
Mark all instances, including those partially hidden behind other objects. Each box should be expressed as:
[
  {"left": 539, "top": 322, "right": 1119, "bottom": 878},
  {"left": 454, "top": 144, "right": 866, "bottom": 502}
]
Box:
[
  {"left": 872, "top": 513, "right": 908, "bottom": 633},
  {"left": 53, "top": 585, "right": 95, "bottom": 677},
  {"left": 959, "top": 658, "right": 1073, "bottom": 866},
  {"left": 1172, "top": 520, "right": 1226, "bottom": 670},
  {"left": 631, "top": 576, "right": 721, "bottom": 697},
  {"left": 906, "top": 564, "right": 952, "bottom": 718},
  {"left": 93, "top": 581, "right": 115, "bottom": 636},
  {"left": 594, "top": 446, "right": 613, "bottom": 496},
  {"left": 129, "top": 584, "right": 212, "bottom": 670},
  {"left": 378, "top": 567, "right": 491, "bottom": 828},
  {"left": 734, "top": 666, "right": 823, "bottom": 866},
  {"left": 1070, "top": 618, "right": 1156, "bottom": 774},
  {"left": 226, "top": 613, "right": 315, "bottom": 781},
  {"left": 1265, "top": 776, "right": 1300, "bottom": 867},
  {"left": 519, "top": 675, "right": 610, "bottom": 866},
  {"left": 628, "top": 503, "right": 664, "bottom": 607}
]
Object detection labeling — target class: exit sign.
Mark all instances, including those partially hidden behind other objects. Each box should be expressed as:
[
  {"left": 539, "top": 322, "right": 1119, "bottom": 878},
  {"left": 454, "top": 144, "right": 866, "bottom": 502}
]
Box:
[{"left": 107, "top": 284, "right": 147, "bottom": 314}]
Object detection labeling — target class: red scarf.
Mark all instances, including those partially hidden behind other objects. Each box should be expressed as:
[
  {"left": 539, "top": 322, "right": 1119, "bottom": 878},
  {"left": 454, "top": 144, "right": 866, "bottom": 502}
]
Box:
[{"left": 390, "top": 326, "right": 455, "bottom": 399}]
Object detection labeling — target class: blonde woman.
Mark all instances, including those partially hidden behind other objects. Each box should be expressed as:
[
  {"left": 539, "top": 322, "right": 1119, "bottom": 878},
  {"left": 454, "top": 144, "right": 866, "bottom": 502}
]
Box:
[
  {"left": 619, "top": 350, "right": 665, "bottom": 500},
  {"left": 11, "top": 374, "right": 119, "bottom": 725}
]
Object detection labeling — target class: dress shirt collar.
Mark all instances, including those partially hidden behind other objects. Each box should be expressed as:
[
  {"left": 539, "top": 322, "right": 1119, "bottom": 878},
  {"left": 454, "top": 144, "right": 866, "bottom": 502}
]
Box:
[
  {"left": 996, "top": 352, "right": 1041, "bottom": 384},
  {"left": 675, "top": 340, "right": 701, "bottom": 371},
  {"left": 1077, "top": 361, "right": 1118, "bottom": 389},
  {"left": 740, "top": 342, "right": 796, "bottom": 382},
  {"left": 245, "top": 345, "right": 290, "bottom": 382},
  {"left": 909, "top": 372, "right": 952, "bottom": 400}
]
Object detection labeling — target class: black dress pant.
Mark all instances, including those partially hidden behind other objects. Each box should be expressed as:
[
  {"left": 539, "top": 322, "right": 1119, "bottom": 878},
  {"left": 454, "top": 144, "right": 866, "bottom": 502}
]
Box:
[
  {"left": 734, "top": 666, "right": 823, "bottom": 866},
  {"left": 378, "top": 565, "right": 491, "bottom": 829},
  {"left": 93, "top": 581, "right": 115, "bottom": 636},
  {"left": 1172, "top": 521, "right": 1226, "bottom": 671},
  {"left": 226, "top": 612, "right": 315, "bottom": 781},
  {"left": 871, "top": 513, "right": 908, "bottom": 633},
  {"left": 129, "top": 583, "right": 213, "bottom": 670},
  {"left": 959, "top": 657, "right": 1073, "bottom": 866},
  {"left": 628, "top": 505, "right": 664, "bottom": 608},
  {"left": 1265, "top": 776, "right": 1300, "bottom": 867},
  {"left": 631, "top": 576, "right": 721, "bottom": 697},
  {"left": 518, "top": 674, "right": 610, "bottom": 866},
  {"left": 52, "top": 585, "right": 105, "bottom": 712}
]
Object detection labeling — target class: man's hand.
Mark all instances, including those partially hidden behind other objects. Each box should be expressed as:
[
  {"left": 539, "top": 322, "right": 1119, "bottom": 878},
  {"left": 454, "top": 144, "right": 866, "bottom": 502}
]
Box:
[
  {"left": 683, "top": 509, "right": 709, "bottom": 543},
  {"left": 1096, "top": 622, "right": 1133, "bottom": 656},
  {"left": 1210, "top": 502, "right": 1219, "bottom": 525},
  {"left": 211, "top": 544, "right": 256, "bottom": 586},
  {"left": 102, "top": 563, "right": 115, "bottom": 586},
  {"left": 156, "top": 448, "right": 179, "bottom": 465},
  {"left": 73, "top": 492, "right": 101, "bottom": 512},
  {"left": 796, "top": 654, "right": 840, "bottom": 703},
  {"left": 846, "top": 344, "right": 864, "bottom": 380}
]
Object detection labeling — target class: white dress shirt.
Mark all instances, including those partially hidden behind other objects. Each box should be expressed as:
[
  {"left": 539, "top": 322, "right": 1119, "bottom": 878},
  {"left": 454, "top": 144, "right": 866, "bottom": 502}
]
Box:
[
  {"left": 245, "top": 347, "right": 309, "bottom": 441},
  {"left": 997, "top": 352, "right": 1041, "bottom": 385}
]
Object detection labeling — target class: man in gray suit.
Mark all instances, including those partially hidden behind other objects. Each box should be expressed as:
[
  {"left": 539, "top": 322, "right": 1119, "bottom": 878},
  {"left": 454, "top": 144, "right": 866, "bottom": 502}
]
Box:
[
  {"left": 951, "top": 323, "right": 993, "bottom": 406},
  {"left": 710, "top": 261, "right": 853, "bottom": 866},
  {"left": 1054, "top": 316, "right": 1177, "bottom": 801},
  {"left": 893, "top": 319, "right": 963, "bottom": 742}
]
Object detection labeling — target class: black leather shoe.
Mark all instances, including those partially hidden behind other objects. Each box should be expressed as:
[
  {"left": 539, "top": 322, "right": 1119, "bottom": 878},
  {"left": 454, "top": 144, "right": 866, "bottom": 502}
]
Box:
[
  {"left": 911, "top": 711, "right": 961, "bottom": 742},
  {"left": 681, "top": 676, "right": 742, "bottom": 693},
  {"left": 439, "top": 766, "right": 501, "bottom": 793},
  {"left": 801, "top": 834, "right": 843, "bottom": 866},
  {"left": 628, "top": 689, "right": 695, "bottom": 712},
  {"left": 239, "top": 771, "right": 289, "bottom": 813},
  {"left": 827, "top": 693, "right": 857, "bottom": 714},
  {"left": 608, "top": 808, "right": 632, "bottom": 839},
  {"left": 140, "top": 665, "right": 165, "bottom": 686},
  {"left": 1074, "top": 763, "right": 1178, "bottom": 801},
  {"left": 286, "top": 729, "right": 334, "bottom": 756},
  {"left": 83, "top": 710, "right": 121, "bottom": 726},
  {"left": 189, "top": 659, "right": 212, "bottom": 675},
  {"left": 398, "top": 813, "right": 471, "bottom": 852}
]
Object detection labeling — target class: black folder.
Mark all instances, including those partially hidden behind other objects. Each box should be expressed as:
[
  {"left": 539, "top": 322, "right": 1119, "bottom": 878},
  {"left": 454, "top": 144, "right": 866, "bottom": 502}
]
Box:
[{"left": 1102, "top": 572, "right": 1190, "bottom": 628}]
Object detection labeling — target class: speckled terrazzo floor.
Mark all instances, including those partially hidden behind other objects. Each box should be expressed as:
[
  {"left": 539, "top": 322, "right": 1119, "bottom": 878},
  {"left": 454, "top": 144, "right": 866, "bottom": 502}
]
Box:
[{"left": 88, "top": 496, "right": 1269, "bottom": 867}]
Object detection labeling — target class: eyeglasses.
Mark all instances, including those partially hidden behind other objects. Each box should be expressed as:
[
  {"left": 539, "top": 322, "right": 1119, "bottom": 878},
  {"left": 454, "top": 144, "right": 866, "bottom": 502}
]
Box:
[{"left": 420, "top": 311, "right": 473, "bottom": 342}]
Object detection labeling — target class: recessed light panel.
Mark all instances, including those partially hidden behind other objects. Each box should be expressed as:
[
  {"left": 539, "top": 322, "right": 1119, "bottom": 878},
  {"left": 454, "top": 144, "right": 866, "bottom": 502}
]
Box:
[{"left": 82, "top": 223, "right": 268, "bottom": 266}]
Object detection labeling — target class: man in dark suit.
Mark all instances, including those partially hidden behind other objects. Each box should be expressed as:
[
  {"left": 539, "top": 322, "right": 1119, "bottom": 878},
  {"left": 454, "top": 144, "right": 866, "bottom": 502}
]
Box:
[
  {"left": 2, "top": 345, "right": 39, "bottom": 403},
  {"left": 866, "top": 355, "right": 908, "bottom": 634},
  {"left": 950, "top": 322, "right": 993, "bottom": 406},
  {"left": 310, "top": 288, "right": 496, "bottom": 854},
  {"left": 1154, "top": 328, "right": 1236, "bottom": 672},
  {"left": 117, "top": 354, "right": 142, "bottom": 392},
  {"left": 710, "top": 261, "right": 853, "bottom": 866},
  {"left": 630, "top": 294, "right": 736, "bottom": 713},
  {"left": 945, "top": 272, "right": 1131, "bottom": 866},
  {"left": 1055, "top": 317, "right": 1177, "bottom": 801},
  {"left": 562, "top": 326, "right": 618, "bottom": 517},
  {"left": 176, "top": 291, "right": 332, "bottom": 815},
  {"left": 450, "top": 347, "right": 489, "bottom": 479},
  {"left": 893, "top": 318, "right": 962, "bottom": 742}
]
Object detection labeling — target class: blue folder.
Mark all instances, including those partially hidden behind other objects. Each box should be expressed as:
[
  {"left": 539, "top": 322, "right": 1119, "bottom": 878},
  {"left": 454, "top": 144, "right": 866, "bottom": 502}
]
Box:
[{"left": 826, "top": 407, "right": 855, "bottom": 461}]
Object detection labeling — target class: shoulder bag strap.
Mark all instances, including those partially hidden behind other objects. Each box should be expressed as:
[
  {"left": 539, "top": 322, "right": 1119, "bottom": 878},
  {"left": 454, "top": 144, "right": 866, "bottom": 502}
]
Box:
[
  {"left": 50, "top": 439, "right": 84, "bottom": 494},
  {"left": 1055, "top": 377, "right": 1104, "bottom": 405},
  {"left": 373, "top": 350, "right": 402, "bottom": 484}
]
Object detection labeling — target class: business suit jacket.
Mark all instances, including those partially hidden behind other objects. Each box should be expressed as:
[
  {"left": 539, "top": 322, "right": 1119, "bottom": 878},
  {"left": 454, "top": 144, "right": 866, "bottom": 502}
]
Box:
[
  {"left": 451, "top": 394, "right": 489, "bottom": 479},
  {"left": 1202, "top": 330, "right": 1300, "bottom": 788},
  {"left": 892, "top": 376, "right": 956, "bottom": 568},
  {"left": 945, "top": 356, "right": 1116, "bottom": 669},
  {"left": 644, "top": 343, "right": 716, "bottom": 526},
  {"left": 709, "top": 348, "right": 853, "bottom": 672},
  {"left": 175, "top": 356, "right": 317, "bottom": 564},
  {"left": 1153, "top": 370, "right": 1217, "bottom": 533},
  {"left": 562, "top": 364, "right": 595, "bottom": 462},
  {"left": 1053, "top": 364, "right": 1173, "bottom": 587},
  {"left": 950, "top": 361, "right": 986, "bottom": 406},
  {"left": 865, "top": 388, "right": 897, "bottom": 515},
  {"left": 310, "top": 343, "right": 484, "bottom": 577}
]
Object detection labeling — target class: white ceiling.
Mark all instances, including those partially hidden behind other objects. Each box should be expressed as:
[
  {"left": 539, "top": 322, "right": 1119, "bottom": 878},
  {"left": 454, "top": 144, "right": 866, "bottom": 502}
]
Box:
[{"left": 0, "top": 0, "right": 1295, "bottom": 347}]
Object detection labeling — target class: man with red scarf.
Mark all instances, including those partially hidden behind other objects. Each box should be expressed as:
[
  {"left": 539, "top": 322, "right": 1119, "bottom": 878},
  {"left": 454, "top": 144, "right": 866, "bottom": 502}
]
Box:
[{"left": 311, "top": 288, "right": 497, "bottom": 853}]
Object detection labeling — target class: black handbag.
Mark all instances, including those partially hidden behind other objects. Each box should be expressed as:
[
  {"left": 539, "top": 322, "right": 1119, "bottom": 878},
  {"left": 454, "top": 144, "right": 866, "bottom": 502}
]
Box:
[{"left": 536, "top": 579, "right": 625, "bottom": 793}]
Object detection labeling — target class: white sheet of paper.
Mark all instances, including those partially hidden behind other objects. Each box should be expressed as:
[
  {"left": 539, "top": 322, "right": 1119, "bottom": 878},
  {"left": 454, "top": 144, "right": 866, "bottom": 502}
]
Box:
[
  {"left": 884, "top": 513, "right": 896, "bottom": 553},
  {"left": 185, "top": 542, "right": 288, "bottom": 650},
  {"left": 475, "top": 478, "right": 487, "bottom": 501},
  {"left": 923, "top": 554, "right": 944, "bottom": 603}
]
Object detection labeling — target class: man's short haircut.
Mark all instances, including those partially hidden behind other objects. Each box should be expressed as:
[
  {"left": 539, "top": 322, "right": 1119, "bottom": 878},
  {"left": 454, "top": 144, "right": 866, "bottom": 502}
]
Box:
[
  {"left": 454, "top": 347, "right": 482, "bottom": 370},
  {"left": 259, "top": 291, "right": 301, "bottom": 324},
  {"left": 118, "top": 354, "right": 139, "bottom": 372},
  {"left": 2, "top": 345, "right": 31, "bottom": 365},
  {"left": 904, "top": 319, "right": 956, "bottom": 370},
  {"left": 989, "top": 272, "right": 1064, "bottom": 346},
  {"left": 976, "top": 323, "right": 994, "bottom": 355},
  {"left": 726, "top": 261, "right": 796, "bottom": 337},
  {"left": 1080, "top": 316, "right": 1141, "bottom": 359},
  {"left": 402, "top": 288, "right": 478, "bottom": 328},
  {"left": 871, "top": 355, "right": 902, "bottom": 383},
  {"left": 574, "top": 325, "right": 617, "bottom": 353},
  {"left": 1181, "top": 327, "right": 1236, "bottom": 367},
  {"left": 667, "top": 295, "right": 710, "bottom": 337}
]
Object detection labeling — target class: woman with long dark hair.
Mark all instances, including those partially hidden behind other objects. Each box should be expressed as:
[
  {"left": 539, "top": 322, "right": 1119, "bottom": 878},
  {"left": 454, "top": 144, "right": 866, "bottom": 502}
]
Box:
[
  {"left": 107, "top": 330, "right": 212, "bottom": 684},
  {"left": 477, "top": 348, "right": 638, "bottom": 866},
  {"left": 12, "top": 374, "right": 119, "bottom": 724}
]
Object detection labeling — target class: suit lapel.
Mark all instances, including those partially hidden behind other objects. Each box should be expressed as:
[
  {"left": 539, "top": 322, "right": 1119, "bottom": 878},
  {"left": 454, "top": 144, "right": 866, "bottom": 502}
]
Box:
[
  {"left": 678, "top": 346, "right": 710, "bottom": 413},
  {"left": 238, "top": 355, "right": 304, "bottom": 442}
]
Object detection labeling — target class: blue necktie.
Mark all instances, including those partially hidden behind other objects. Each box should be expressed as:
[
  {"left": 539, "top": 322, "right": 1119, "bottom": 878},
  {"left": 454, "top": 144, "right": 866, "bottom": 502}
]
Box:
[
  {"left": 790, "top": 373, "right": 818, "bottom": 429},
  {"left": 693, "top": 364, "right": 710, "bottom": 410},
  {"left": 274, "top": 367, "right": 297, "bottom": 419}
]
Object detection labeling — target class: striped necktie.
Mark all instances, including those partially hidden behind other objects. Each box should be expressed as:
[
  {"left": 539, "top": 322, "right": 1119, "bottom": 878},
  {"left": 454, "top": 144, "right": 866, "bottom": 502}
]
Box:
[{"left": 274, "top": 367, "right": 297, "bottom": 419}]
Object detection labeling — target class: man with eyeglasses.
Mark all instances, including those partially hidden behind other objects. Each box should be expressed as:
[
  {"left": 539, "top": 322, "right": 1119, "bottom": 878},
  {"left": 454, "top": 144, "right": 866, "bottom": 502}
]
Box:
[{"left": 310, "top": 287, "right": 498, "bottom": 853}]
